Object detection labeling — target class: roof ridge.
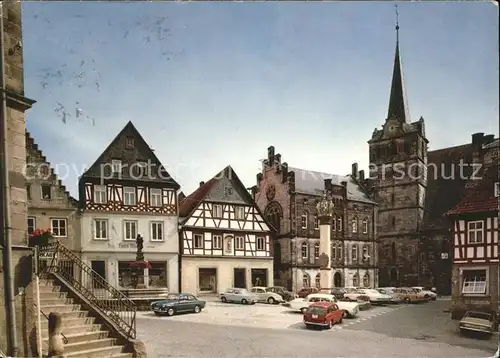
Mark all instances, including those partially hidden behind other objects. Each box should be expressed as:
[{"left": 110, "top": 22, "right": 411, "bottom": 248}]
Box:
[{"left": 25, "top": 131, "right": 78, "bottom": 205}]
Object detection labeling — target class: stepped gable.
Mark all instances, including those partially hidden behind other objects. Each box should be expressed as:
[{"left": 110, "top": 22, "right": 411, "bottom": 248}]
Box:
[
  {"left": 25, "top": 131, "right": 78, "bottom": 206},
  {"left": 421, "top": 144, "right": 475, "bottom": 230}
]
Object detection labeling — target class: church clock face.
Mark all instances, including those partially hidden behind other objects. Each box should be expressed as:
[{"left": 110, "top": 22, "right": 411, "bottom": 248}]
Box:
[{"left": 266, "top": 184, "right": 276, "bottom": 201}]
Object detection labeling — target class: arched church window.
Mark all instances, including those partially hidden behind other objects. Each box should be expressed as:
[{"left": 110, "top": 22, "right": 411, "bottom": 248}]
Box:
[
  {"left": 363, "top": 273, "right": 370, "bottom": 287},
  {"left": 352, "top": 273, "right": 359, "bottom": 287},
  {"left": 264, "top": 201, "right": 283, "bottom": 233},
  {"left": 315, "top": 273, "right": 321, "bottom": 289},
  {"left": 302, "top": 274, "right": 310, "bottom": 288}
]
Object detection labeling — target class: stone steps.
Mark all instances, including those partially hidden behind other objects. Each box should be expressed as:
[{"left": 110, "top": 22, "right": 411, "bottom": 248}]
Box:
[{"left": 38, "top": 278, "right": 131, "bottom": 357}]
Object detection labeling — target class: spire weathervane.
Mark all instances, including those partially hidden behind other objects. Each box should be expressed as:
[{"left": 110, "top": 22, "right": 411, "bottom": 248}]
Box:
[{"left": 395, "top": 4, "right": 400, "bottom": 42}]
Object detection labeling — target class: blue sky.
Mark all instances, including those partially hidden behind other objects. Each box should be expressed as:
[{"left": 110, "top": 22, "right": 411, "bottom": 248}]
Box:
[{"left": 22, "top": 2, "right": 498, "bottom": 197}]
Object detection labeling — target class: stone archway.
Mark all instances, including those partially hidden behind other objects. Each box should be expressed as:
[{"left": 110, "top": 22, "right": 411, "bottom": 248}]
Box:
[{"left": 333, "top": 272, "right": 342, "bottom": 288}]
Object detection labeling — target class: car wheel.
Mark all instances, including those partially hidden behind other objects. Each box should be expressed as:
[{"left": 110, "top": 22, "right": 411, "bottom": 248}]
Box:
[
  {"left": 404, "top": 297, "right": 411, "bottom": 304},
  {"left": 328, "top": 320, "right": 333, "bottom": 329},
  {"left": 342, "top": 310, "right": 350, "bottom": 318},
  {"left": 221, "top": 297, "right": 227, "bottom": 303},
  {"left": 301, "top": 307, "right": 308, "bottom": 314},
  {"left": 166, "top": 308, "right": 175, "bottom": 316},
  {"left": 267, "top": 297, "right": 275, "bottom": 305},
  {"left": 241, "top": 299, "right": 248, "bottom": 304},
  {"left": 193, "top": 305, "right": 201, "bottom": 313}
]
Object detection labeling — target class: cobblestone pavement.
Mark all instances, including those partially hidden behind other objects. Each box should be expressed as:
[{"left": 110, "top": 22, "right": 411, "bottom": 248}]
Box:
[{"left": 138, "top": 300, "right": 498, "bottom": 355}]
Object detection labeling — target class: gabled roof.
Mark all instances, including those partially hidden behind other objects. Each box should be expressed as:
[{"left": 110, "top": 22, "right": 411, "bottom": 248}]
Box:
[
  {"left": 445, "top": 163, "right": 498, "bottom": 216},
  {"left": 421, "top": 144, "right": 475, "bottom": 229},
  {"left": 25, "top": 131, "right": 78, "bottom": 207},
  {"left": 288, "top": 167, "right": 376, "bottom": 204},
  {"left": 81, "top": 121, "right": 179, "bottom": 189},
  {"left": 179, "top": 166, "right": 273, "bottom": 230}
]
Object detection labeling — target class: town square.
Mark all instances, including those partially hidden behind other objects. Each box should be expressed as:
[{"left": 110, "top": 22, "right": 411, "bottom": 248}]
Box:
[{"left": 0, "top": 1, "right": 498, "bottom": 357}]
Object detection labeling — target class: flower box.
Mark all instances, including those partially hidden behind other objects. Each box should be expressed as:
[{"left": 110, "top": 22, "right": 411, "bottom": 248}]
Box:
[{"left": 28, "top": 228, "right": 53, "bottom": 248}]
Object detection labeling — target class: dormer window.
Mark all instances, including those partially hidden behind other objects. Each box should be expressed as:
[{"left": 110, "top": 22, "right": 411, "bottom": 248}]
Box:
[
  {"left": 495, "top": 182, "right": 499, "bottom": 197},
  {"left": 112, "top": 160, "right": 122, "bottom": 174},
  {"left": 41, "top": 185, "right": 51, "bottom": 200},
  {"left": 125, "top": 136, "right": 135, "bottom": 149}
]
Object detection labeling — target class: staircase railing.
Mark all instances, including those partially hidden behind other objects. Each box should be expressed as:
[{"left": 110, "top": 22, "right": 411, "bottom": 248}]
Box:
[{"left": 38, "top": 242, "right": 137, "bottom": 339}]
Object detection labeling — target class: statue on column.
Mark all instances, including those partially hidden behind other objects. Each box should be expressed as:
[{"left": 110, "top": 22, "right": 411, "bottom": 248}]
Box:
[{"left": 316, "top": 192, "right": 335, "bottom": 293}]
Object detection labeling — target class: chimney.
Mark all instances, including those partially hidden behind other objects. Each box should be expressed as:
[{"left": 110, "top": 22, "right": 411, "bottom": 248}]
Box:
[
  {"left": 483, "top": 134, "right": 495, "bottom": 144},
  {"left": 324, "top": 179, "right": 332, "bottom": 193},
  {"left": 282, "top": 162, "right": 288, "bottom": 183},
  {"left": 358, "top": 170, "right": 365, "bottom": 182},
  {"left": 471, "top": 132, "right": 485, "bottom": 145},
  {"left": 275, "top": 154, "right": 281, "bottom": 165},
  {"left": 267, "top": 146, "right": 275, "bottom": 165},
  {"left": 351, "top": 163, "right": 358, "bottom": 178},
  {"left": 340, "top": 181, "right": 347, "bottom": 187},
  {"left": 199, "top": 181, "right": 205, "bottom": 187}
]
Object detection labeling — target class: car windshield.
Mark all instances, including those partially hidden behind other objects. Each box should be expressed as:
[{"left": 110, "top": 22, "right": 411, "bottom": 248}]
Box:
[
  {"left": 307, "top": 306, "right": 326, "bottom": 315},
  {"left": 465, "top": 312, "right": 492, "bottom": 320}
]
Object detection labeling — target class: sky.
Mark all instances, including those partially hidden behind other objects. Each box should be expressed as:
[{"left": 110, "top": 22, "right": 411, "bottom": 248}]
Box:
[{"left": 21, "top": 2, "right": 499, "bottom": 198}]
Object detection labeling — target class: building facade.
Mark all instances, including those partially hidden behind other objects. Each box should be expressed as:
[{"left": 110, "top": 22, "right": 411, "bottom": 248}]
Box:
[
  {"left": 365, "top": 26, "right": 497, "bottom": 294},
  {"left": 78, "top": 121, "right": 181, "bottom": 292},
  {"left": 446, "top": 138, "right": 499, "bottom": 319},
  {"left": 25, "top": 132, "right": 80, "bottom": 251},
  {"left": 253, "top": 148, "right": 378, "bottom": 292},
  {"left": 179, "top": 166, "right": 274, "bottom": 294}
]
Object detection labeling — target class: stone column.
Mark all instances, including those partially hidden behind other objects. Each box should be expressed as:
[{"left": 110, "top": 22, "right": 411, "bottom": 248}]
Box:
[{"left": 316, "top": 190, "right": 335, "bottom": 293}]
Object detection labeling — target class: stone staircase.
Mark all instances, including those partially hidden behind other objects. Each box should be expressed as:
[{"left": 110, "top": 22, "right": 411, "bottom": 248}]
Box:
[{"left": 39, "top": 279, "right": 132, "bottom": 357}]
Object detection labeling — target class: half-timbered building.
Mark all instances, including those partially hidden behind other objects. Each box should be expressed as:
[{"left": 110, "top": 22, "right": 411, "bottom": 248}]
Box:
[
  {"left": 253, "top": 147, "right": 378, "bottom": 292},
  {"left": 78, "top": 121, "right": 181, "bottom": 291},
  {"left": 179, "top": 166, "right": 274, "bottom": 294},
  {"left": 446, "top": 138, "right": 499, "bottom": 319},
  {"left": 26, "top": 132, "right": 80, "bottom": 251}
]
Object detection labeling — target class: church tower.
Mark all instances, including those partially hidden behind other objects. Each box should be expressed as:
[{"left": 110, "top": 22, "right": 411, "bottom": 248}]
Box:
[{"left": 368, "top": 12, "right": 429, "bottom": 287}]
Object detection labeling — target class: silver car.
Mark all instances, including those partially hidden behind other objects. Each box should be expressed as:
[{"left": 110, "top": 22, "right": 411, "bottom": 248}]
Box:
[
  {"left": 219, "top": 288, "right": 258, "bottom": 304},
  {"left": 250, "top": 286, "right": 284, "bottom": 304}
]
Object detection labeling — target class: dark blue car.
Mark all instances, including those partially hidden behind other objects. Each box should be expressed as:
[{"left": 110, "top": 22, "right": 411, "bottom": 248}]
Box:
[{"left": 151, "top": 293, "right": 206, "bottom": 316}]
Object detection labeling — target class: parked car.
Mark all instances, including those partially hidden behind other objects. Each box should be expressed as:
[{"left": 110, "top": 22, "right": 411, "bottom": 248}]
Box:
[
  {"left": 250, "top": 286, "right": 284, "bottom": 304},
  {"left": 285, "top": 293, "right": 359, "bottom": 318},
  {"left": 412, "top": 286, "right": 437, "bottom": 301},
  {"left": 219, "top": 288, "right": 258, "bottom": 304},
  {"left": 377, "top": 288, "right": 403, "bottom": 304},
  {"left": 330, "top": 287, "right": 346, "bottom": 299},
  {"left": 344, "top": 288, "right": 392, "bottom": 305},
  {"left": 459, "top": 311, "right": 494, "bottom": 336},
  {"left": 297, "top": 287, "right": 319, "bottom": 298},
  {"left": 303, "top": 302, "right": 343, "bottom": 330},
  {"left": 266, "top": 286, "right": 295, "bottom": 301},
  {"left": 393, "top": 287, "right": 426, "bottom": 303},
  {"left": 151, "top": 293, "right": 206, "bottom": 316}
]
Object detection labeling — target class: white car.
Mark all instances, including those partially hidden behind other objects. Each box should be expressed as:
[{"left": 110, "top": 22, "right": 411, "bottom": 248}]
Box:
[
  {"left": 250, "top": 286, "right": 284, "bottom": 304},
  {"left": 344, "top": 288, "right": 392, "bottom": 304},
  {"left": 285, "top": 293, "right": 359, "bottom": 318},
  {"left": 412, "top": 287, "right": 437, "bottom": 300}
]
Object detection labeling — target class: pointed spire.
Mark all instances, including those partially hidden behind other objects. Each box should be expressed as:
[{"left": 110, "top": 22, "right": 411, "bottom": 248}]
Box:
[{"left": 387, "top": 5, "right": 410, "bottom": 123}]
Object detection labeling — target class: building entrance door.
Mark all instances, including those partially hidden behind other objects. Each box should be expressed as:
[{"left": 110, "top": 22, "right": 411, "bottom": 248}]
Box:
[
  {"left": 233, "top": 268, "right": 246, "bottom": 288},
  {"left": 91, "top": 260, "right": 106, "bottom": 289}
]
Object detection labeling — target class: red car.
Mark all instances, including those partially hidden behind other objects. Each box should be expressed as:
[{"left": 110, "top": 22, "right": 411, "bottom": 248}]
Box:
[
  {"left": 303, "top": 302, "right": 343, "bottom": 329},
  {"left": 297, "top": 287, "right": 319, "bottom": 298}
]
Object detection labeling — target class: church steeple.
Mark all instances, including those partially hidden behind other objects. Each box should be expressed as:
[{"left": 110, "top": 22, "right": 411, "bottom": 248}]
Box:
[{"left": 387, "top": 5, "right": 410, "bottom": 123}]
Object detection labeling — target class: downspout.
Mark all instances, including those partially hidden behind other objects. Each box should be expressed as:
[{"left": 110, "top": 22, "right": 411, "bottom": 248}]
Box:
[{"left": 0, "top": 4, "right": 19, "bottom": 356}]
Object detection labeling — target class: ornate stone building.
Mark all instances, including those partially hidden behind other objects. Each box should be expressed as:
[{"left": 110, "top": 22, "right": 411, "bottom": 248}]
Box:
[
  {"left": 253, "top": 148, "right": 378, "bottom": 292},
  {"left": 365, "top": 27, "right": 497, "bottom": 294}
]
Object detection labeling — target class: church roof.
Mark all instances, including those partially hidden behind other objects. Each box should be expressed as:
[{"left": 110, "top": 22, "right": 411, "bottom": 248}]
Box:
[
  {"left": 387, "top": 36, "right": 411, "bottom": 123},
  {"left": 421, "top": 144, "right": 476, "bottom": 230},
  {"left": 288, "top": 167, "right": 375, "bottom": 204},
  {"left": 445, "top": 164, "right": 498, "bottom": 215}
]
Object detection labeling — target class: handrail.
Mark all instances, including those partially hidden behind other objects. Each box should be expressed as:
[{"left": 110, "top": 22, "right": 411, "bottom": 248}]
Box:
[
  {"left": 37, "top": 307, "right": 69, "bottom": 344},
  {"left": 38, "top": 242, "right": 137, "bottom": 339}
]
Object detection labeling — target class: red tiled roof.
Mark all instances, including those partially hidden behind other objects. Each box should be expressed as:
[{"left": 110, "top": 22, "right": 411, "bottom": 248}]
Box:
[
  {"left": 178, "top": 178, "right": 217, "bottom": 218},
  {"left": 446, "top": 165, "right": 499, "bottom": 215}
]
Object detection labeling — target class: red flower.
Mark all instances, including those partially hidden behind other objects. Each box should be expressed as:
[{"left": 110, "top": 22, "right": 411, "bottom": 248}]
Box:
[{"left": 29, "top": 228, "right": 52, "bottom": 239}]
